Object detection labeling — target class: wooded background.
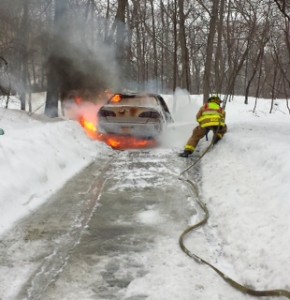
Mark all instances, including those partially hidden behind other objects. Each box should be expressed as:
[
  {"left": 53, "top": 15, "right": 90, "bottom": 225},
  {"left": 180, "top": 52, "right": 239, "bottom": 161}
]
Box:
[{"left": 0, "top": 0, "right": 289, "bottom": 116}]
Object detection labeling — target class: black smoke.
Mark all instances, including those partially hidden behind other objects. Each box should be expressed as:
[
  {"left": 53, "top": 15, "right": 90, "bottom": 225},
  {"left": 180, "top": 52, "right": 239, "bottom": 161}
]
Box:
[{"left": 46, "top": 9, "right": 120, "bottom": 102}]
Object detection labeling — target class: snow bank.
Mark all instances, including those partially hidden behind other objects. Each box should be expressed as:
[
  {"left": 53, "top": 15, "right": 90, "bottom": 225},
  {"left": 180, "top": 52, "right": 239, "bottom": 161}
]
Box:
[{"left": 0, "top": 107, "right": 108, "bottom": 235}]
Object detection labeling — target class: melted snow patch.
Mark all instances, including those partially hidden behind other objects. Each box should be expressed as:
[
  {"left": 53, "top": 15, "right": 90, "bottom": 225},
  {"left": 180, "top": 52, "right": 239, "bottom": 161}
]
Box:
[{"left": 136, "top": 208, "right": 164, "bottom": 225}]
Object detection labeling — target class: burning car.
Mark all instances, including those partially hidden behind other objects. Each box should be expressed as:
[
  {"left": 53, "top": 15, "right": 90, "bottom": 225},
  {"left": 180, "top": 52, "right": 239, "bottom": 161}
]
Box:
[{"left": 97, "top": 92, "right": 174, "bottom": 139}]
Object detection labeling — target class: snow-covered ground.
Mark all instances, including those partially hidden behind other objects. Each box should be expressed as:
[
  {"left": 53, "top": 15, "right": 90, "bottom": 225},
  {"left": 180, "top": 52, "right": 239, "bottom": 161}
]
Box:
[{"left": 0, "top": 91, "right": 289, "bottom": 298}]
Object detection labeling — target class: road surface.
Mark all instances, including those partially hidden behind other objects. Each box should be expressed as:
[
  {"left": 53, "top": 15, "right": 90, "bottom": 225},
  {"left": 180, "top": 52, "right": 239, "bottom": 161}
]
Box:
[{"left": 0, "top": 149, "right": 208, "bottom": 300}]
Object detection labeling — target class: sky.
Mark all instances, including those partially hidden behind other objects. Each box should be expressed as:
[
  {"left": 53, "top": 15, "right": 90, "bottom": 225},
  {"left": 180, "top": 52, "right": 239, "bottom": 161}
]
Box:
[{"left": 0, "top": 91, "right": 290, "bottom": 299}]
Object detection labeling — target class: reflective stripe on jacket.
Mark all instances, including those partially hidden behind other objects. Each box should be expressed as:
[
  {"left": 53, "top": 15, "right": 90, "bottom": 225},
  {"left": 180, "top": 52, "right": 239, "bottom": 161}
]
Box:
[{"left": 197, "top": 102, "right": 225, "bottom": 128}]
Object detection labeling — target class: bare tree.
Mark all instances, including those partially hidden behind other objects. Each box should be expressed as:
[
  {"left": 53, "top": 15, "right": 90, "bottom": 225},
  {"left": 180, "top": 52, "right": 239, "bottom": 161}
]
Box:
[
  {"left": 244, "top": 15, "right": 271, "bottom": 104},
  {"left": 19, "top": 0, "right": 29, "bottom": 111},
  {"left": 214, "top": 0, "right": 225, "bottom": 94},
  {"left": 178, "top": 0, "right": 190, "bottom": 91},
  {"left": 45, "top": 0, "right": 69, "bottom": 118},
  {"left": 273, "top": 0, "right": 290, "bottom": 20},
  {"left": 149, "top": 0, "right": 158, "bottom": 91},
  {"left": 203, "top": 0, "right": 220, "bottom": 103},
  {"left": 111, "top": 0, "right": 128, "bottom": 86},
  {"left": 172, "top": 0, "right": 178, "bottom": 92},
  {"left": 1, "top": 0, "right": 290, "bottom": 112}
]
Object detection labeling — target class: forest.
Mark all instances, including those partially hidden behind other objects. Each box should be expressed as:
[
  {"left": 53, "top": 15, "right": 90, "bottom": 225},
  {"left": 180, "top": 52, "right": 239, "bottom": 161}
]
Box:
[{"left": 0, "top": 0, "right": 289, "bottom": 117}]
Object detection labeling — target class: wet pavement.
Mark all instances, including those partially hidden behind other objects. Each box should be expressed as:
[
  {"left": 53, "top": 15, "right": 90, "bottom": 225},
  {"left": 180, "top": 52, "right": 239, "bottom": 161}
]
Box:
[{"left": 0, "top": 149, "right": 200, "bottom": 300}]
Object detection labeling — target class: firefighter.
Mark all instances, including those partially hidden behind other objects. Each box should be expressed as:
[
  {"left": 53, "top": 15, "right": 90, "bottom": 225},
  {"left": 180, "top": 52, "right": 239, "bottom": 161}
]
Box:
[{"left": 179, "top": 95, "right": 227, "bottom": 157}]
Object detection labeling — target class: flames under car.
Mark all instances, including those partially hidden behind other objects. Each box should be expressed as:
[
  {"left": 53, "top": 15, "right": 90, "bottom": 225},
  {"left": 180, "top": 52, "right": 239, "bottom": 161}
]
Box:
[{"left": 97, "top": 93, "right": 173, "bottom": 139}]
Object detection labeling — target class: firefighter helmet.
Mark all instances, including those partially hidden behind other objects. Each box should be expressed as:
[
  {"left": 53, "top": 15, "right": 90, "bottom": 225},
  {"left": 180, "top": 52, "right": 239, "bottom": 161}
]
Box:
[{"left": 208, "top": 95, "right": 222, "bottom": 104}]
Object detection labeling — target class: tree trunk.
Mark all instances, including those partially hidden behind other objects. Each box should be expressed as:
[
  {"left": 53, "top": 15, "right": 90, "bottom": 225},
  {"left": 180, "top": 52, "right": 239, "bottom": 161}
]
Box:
[
  {"left": 150, "top": 0, "right": 158, "bottom": 91},
  {"left": 282, "top": 78, "right": 290, "bottom": 114},
  {"left": 19, "top": 0, "right": 29, "bottom": 111},
  {"left": 253, "top": 59, "right": 263, "bottom": 113},
  {"left": 160, "top": 0, "right": 165, "bottom": 92},
  {"left": 112, "top": 0, "right": 128, "bottom": 86},
  {"left": 203, "top": 0, "right": 220, "bottom": 103},
  {"left": 178, "top": 0, "right": 190, "bottom": 91},
  {"left": 214, "top": 0, "right": 225, "bottom": 94},
  {"left": 245, "top": 48, "right": 264, "bottom": 105},
  {"left": 269, "top": 66, "right": 278, "bottom": 114},
  {"left": 45, "top": 0, "right": 69, "bottom": 118},
  {"left": 173, "top": 0, "right": 178, "bottom": 92}
]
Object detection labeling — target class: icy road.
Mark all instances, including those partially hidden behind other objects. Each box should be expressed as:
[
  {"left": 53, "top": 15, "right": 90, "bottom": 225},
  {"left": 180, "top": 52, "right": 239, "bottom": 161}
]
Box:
[
  {"left": 0, "top": 149, "right": 201, "bottom": 300},
  {"left": 0, "top": 149, "right": 265, "bottom": 300}
]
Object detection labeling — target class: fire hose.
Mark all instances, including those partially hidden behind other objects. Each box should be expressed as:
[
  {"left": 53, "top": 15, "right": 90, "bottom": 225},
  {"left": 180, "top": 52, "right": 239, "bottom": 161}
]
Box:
[{"left": 178, "top": 129, "right": 290, "bottom": 299}]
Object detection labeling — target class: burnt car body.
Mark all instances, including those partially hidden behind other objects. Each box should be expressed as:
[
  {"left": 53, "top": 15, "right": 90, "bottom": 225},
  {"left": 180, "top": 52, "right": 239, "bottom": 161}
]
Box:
[{"left": 97, "top": 92, "right": 174, "bottom": 139}]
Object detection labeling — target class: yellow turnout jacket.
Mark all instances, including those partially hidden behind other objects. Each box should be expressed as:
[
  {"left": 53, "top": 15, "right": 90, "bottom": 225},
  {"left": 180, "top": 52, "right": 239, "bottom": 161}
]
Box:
[{"left": 196, "top": 102, "right": 226, "bottom": 128}]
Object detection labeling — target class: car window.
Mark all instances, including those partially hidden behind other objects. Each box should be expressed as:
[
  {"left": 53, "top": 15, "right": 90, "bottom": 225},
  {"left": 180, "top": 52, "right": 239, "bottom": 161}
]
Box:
[{"left": 109, "top": 95, "right": 158, "bottom": 106}]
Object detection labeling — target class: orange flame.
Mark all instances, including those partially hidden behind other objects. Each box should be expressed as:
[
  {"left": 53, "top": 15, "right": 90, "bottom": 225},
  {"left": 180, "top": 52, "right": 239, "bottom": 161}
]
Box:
[
  {"left": 81, "top": 118, "right": 97, "bottom": 132},
  {"left": 73, "top": 97, "right": 157, "bottom": 150},
  {"left": 111, "top": 94, "right": 121, "bottom": 103},
  {"left": 79, "top": 115, "right": 157, "bottom": 150},
  {"left": 79, "top": 116, "right": 100, "bottom": 140},
  {"left": 103, "top": 135, "right": 157, "bottom": 150},
  {"left": 107, "top": 137, "right": 121, "bottom": 149}
]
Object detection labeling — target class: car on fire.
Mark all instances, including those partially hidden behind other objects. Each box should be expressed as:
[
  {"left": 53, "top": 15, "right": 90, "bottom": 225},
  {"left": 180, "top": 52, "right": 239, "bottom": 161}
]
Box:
[{"left": 97, "top": 92, "right": 174, "bottom": 139}]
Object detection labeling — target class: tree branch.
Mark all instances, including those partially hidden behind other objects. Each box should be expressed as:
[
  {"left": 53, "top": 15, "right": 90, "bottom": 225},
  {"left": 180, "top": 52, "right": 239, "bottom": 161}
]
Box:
[{"left": 273, "top": 0, "right": 290, "bottom": 21}]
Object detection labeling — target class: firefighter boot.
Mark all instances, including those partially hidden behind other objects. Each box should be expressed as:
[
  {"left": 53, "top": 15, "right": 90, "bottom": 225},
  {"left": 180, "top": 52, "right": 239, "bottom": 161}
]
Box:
[
  {"left": 178, "top": 150, "right": 193, "bottom": 157},
  {"left": 213, "top": 133, "right": 223, "bottom": 145}
]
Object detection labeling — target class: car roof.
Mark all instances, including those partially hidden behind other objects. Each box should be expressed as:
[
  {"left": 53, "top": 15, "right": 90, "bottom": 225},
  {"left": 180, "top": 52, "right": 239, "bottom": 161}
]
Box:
[{"left": 108, "top": 92, "right": 171, "bottom": 114}]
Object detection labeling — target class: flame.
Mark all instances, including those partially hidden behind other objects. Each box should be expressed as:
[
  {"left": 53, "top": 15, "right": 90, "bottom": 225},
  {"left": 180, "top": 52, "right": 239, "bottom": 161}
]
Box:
[
  {"left": 79, "top": 116, "right": 157, "bottom": 150},
  {"left": 107, "top": 137, "right": 121, "bottom": 149},
  {"left": 79, "top": 116, "right": 100, "bottom": 140},
  {"left": 103, "top": 135, "right": 157, "bottom": 150},
  {"left": 111, "top": 94, "right": 121, "bottom": 103},
  {"left": 71, "top": 98, "right": 157, "bottom": 150},
  {"left": 82, "top": 119, "right": 97, "bottom": 132}
]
